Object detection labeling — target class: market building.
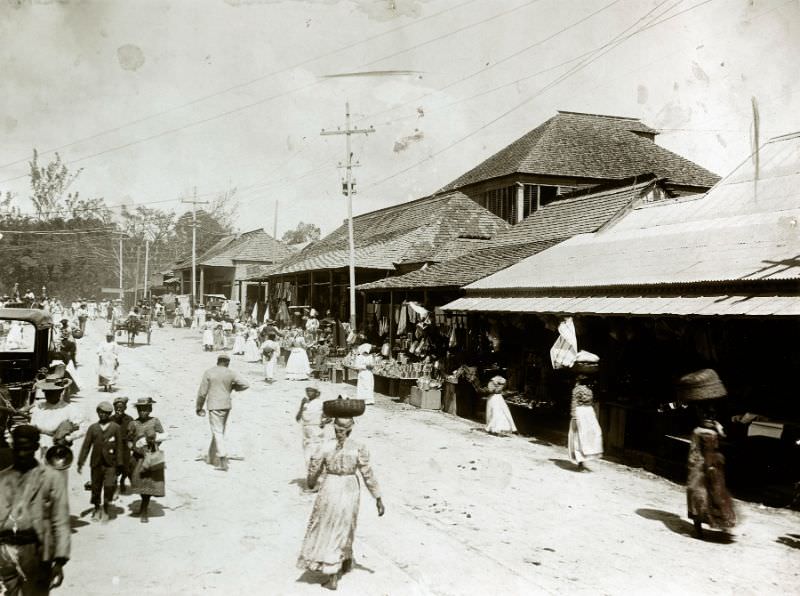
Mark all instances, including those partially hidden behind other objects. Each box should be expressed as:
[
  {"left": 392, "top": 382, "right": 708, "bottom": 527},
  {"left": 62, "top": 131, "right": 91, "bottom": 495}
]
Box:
[
  {"left": 173, "top": 228, "right": 293, "bottom": 304},
  {"left": 441, "top": 132, "right": 800, "bottom": 504}
]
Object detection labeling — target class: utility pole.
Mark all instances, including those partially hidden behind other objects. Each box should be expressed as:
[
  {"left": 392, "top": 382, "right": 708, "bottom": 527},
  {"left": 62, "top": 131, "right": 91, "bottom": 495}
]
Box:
[
  {"left": 273, "top": 200, "right": 278, "bottom": 239},
  {"left": 143, "top": 237, "right": 150, "bottom": 303},
  {"left": 118, "top": 234, "right": 124, "bottom": 304},
  {"left": 181, "top": 188, "right": 209, "bottom": 306},
  {"left": 321, "top": 102, "right": 374, "bottom": 329}
]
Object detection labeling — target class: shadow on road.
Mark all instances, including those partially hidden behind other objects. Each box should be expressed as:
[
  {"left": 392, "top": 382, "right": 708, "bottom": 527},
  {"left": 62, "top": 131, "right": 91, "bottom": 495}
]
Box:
[
  {"left": 127, "top": 499, "right": 166, "bottom": 518},
  {"left": 296, "top": 570, "right": 327, "bottom": 586},
  {"left": 70, "top": 514, "right": 90, "bottom": 533},
  {"left": 776, "top": 533, "right": 800, "bottom": 550},
  {"left": 635, "top": 508, "right": 735, "bottom": 543},
  {"left": 549, "top": 458, "right": 584, "bottom": 473}
]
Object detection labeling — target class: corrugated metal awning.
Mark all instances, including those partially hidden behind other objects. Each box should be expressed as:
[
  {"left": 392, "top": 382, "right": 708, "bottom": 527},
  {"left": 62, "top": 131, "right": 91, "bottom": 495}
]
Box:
[{"left": 441, "top": 295, "right": 800, "bottom": 316}]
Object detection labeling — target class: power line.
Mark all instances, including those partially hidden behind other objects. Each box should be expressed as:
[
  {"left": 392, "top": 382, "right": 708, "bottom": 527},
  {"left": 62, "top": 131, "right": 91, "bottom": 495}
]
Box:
[{"left": 0, "top": 0, "right": 480, "bottom": 173}]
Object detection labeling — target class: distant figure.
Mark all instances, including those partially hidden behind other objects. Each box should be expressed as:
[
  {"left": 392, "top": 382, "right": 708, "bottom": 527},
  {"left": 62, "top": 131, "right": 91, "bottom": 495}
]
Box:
[
  {"left": 567, "top": 375, "right": 603, "bottom": 469},
  {"left": 353, "top": 344, "right": 375, "bottom": 405},
  {"left": 485, "top": 376, "right": 517, "bottom": 436},
  {"left": 97, "top": 333, "right": 119, "bottom": 392},
  {"left": 285, "top": 333, "right": 311, "bottom": 381},
  {"left": 261, "top": 333, "right": 280, "bottom": 383},
  {"left": 195, "top": 354, "right": 250, "bottom": 471}
]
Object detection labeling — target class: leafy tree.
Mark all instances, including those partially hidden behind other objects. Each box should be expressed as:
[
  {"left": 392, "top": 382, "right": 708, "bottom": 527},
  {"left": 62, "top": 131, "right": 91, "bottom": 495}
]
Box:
[
  {"left": 282, "top": 221, "right": 321, "bottom": 245},
  {"left": 28, "top": 150, "right": 83, "bottom": 221}
]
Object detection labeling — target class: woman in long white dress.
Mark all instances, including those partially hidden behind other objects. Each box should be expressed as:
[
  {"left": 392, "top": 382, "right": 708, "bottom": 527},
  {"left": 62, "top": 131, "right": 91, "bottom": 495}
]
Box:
[
  {"left": 260, "top": 332, "right": 280, "bottom": 382},
  {"left": 285, "top": 334, "right": 312, "bottom": 381},
  {"left": 202, "top": 321, "right": 215, "bottom": 351},
  {"left": 97, "top": 333, "right": 119, "bottom": 391},
  {"left": 297, "top": 418, "right": 385, "bottom": 590},
  {"left": 243, "top": 326, "right": 261, "bottom": 362},
  {"left": 353, "top": 344, "right": 375, "bottom": 405},
  {"left": 485, "top": 376, "right": 517, "bottom": 436},
  {"left": 567, "top": 375, "right": 603, "bottom": 469},
  {"left": 231, "top": 322, "right": 246, "bottom": 355}
]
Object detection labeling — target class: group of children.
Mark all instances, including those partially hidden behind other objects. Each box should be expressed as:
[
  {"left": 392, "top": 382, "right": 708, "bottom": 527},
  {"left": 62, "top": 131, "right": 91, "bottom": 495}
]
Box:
[{"left": 76, "top": 396, "right": 168, "bottom": 523}]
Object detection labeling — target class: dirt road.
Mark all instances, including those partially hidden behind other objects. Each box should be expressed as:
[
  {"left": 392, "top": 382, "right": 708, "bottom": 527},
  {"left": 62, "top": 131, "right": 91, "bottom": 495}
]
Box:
[{"left": 57, "top": 320, "right": 798, "bottom": 595}]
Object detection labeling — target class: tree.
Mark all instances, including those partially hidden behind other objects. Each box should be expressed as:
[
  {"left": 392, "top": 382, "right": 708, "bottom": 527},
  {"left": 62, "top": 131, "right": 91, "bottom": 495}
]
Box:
[
  {"left": 28, "top": 150, "right": 84, "bottom": 221},
  {"left": 282, "top": 221, "right": 321, "bottom": 245}
]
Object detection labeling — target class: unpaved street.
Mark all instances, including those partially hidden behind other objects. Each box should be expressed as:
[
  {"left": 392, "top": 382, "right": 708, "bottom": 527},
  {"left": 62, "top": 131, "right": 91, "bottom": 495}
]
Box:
[{"left": 58, "top": 321, "right": 799, "bottom": 596}]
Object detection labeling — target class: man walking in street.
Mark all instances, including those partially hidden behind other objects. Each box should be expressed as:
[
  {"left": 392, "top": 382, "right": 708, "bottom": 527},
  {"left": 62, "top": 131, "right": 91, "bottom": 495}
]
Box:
[
  {"left": 0, "top": 425, "right": 70, "bottom": 595},
  {"left": 196, "top": 354, "right": 249, "bottom": 471}
]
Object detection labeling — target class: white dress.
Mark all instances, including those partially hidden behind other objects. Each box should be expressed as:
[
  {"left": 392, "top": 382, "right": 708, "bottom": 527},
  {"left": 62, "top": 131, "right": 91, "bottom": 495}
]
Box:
[
  {"left": 202, "top": 323, "right": 215, "bottom": 348},
  {"left": 232, "top": 328, "right": 246, "bottom": 355},
  {"left": 485, "top": 393, "right": 517, "bottom": 435},
  {"left": 97, "top": 340, "right": 119, "bottom": 387},
  {"left": 354, "top": 353, "right": 375, "bottom": 405},
  {"left": 243, "top": 331, "right": 261, "bottom": 362},
  {"left": 285, "top": 337, "right": 311, "bottom": 381}
]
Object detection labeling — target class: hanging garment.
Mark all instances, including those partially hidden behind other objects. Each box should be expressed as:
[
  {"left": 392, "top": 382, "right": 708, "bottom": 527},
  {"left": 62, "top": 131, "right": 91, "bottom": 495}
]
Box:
[
  {"left": 550, "top": 317, "right": 578, "bottom": 369},
  {"left": 397, "top": 305, "right": 407, "bottom": 335}
]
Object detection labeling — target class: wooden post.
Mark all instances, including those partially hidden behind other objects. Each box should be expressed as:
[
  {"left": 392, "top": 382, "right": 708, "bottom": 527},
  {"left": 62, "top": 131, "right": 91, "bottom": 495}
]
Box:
[
  {"left": 199, "top": 266, "right": 205, "bottom": 304},
  {"left": 309, "top": 271, "right": 314, "bottom": 309},
  {"left": 515, "top": 182, "right": 525, "bottom": 222},
  {"left": 389, "top": 290, "right": 394, "bottom": 352}
]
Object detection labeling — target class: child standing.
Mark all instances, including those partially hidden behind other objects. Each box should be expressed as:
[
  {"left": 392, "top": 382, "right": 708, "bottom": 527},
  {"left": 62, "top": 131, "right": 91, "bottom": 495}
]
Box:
[{"left": 77, "top": 401, "right": 124, "bottom": 522}]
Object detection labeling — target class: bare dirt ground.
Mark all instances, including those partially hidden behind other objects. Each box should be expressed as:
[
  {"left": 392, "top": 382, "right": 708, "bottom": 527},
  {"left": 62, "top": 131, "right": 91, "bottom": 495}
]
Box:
[{"left": 57, "top": 320, "right": 799, "bottom": 596}]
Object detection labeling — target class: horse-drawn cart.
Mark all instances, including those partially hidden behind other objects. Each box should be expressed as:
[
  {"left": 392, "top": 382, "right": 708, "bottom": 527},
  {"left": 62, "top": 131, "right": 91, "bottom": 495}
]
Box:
[{"left": 114, "top": 312, "right": 153, "bottom": 346}]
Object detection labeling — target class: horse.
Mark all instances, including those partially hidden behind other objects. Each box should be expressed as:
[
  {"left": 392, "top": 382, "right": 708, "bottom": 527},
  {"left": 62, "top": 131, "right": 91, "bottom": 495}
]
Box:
[{"left": 125, "top": 316, "right": 139, "bottom": 347}]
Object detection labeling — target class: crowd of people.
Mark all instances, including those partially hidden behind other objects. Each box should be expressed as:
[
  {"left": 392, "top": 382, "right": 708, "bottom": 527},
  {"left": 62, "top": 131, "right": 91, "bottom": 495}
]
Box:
[{"left": 0, "top": 291, "right": 746, "bottom": 594}]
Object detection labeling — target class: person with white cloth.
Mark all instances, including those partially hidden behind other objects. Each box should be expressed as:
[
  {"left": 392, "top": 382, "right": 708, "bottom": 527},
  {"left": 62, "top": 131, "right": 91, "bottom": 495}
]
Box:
[
  {"left": 260, "top": 332, "right": 280, "bottom": 383},
  {"left": 568, "top": 374, "right": 603, "bottom": 470},
  {"left": 96, "top": 333, "right": 119, "bottom": 392},
  {"left": 353, "top": 343, "right": 375, "bottom": 405},
  {"left": 485, "top": 376, "right": 517, "bottom": 436}
]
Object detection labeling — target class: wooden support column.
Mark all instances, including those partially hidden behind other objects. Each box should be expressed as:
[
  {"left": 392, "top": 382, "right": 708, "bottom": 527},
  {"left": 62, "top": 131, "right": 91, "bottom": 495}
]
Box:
[
  {"left": 199, "top": 267, "right": 205, "bottom": 304},
  {"left": 389, "top": 290, "right": 394, "bottom": 351},
  {"left": 309, "top": 271, "right": 314, "bottom": 309},
  {"left": 329, "top": 270, "right": 334, "bottom": 314},
  {"left": 515, "top": 182, "right": 525, "bottom": 223}
]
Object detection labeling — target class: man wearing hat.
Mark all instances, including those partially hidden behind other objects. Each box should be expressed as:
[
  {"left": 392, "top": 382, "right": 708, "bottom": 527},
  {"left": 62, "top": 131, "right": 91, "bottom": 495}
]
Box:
[
  {"left": 77, "top": 402, "right": 124, "bottom": 522},
  {"left": 196, "top": 354, "right": 250, "bottom": 471},
  {"left": 0, "top": 425, "right": 70, "bottom": 594}
]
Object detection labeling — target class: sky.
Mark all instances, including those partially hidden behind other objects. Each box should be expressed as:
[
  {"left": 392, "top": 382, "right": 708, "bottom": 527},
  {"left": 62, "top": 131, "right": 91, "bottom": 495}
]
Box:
[{"left": 0, "top": 0, "right": 798, "bottom": 238}]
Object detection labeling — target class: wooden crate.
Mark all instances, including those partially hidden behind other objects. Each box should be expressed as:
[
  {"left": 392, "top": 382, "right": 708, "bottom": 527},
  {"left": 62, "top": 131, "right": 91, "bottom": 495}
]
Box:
[{"left": 409, "top": 386, "right": 442, "bottom": 410}]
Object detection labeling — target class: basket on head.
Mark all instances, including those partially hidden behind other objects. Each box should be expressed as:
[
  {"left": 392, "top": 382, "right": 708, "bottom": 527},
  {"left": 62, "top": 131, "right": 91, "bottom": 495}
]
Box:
[
  {"left": 323, "top": 397, "right": 366, "bottom": 418},
  {"left": 676, "top": 368, "right": 727, "bottom": 402}
]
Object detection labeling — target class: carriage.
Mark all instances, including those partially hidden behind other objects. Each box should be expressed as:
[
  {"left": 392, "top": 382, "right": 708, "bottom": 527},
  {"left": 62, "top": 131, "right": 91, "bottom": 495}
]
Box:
[{"left": 114, "top": 311, "right": 153, "bottom": 346}]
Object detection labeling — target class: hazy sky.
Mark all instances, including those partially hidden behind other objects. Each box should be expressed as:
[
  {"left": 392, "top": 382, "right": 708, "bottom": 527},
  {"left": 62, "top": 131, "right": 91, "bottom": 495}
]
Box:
[{"left": 1, "top": 0, "right": 798, "bottom": 237}]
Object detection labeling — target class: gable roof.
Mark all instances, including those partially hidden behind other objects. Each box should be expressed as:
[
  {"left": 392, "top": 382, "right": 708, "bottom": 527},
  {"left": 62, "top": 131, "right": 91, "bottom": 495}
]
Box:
[
  {"left": 268, "top": 191, "right": 509, "bottom": 275},
  {"left": 174, "top": 229, "right": 293, "bottom": 270},
  {"left": 441, "top": 111, "right": 719, "bottom": 191},
  {"left": 356, "top": 177, "right": 655, "bottom": 291},
  {"left": 463, "top": 132, "right": 800, "bottom": 293}
]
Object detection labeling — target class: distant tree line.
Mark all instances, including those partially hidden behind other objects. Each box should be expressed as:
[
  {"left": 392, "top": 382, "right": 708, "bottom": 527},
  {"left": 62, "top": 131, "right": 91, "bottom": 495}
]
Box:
[{"left": 0, "top": 151, "right": 236, "bottom": 301}]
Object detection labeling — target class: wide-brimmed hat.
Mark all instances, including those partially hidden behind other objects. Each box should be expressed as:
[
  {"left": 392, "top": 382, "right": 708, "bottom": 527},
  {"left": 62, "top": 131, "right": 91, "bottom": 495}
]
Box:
[
  {"left": 38, "top": 378, "right": 72, "bottom": 392},
  {"left": 134, "top": 397, "right": 157, "bottom": 407},
  {"left": 112, "top": 396, "right": 129, "bottom": 405},
  {"left": 676, "top": 368, "right": 727, "bottom": 401}
]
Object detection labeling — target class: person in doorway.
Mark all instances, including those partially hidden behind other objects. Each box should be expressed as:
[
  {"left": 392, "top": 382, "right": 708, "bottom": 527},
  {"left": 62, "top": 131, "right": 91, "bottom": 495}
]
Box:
[
  {"left": 261, "top": 332, "right": 280, "bottom": 383},
  {"left": 110, "top": 397, "right": 135, "bottom": 494},
  {"left": 567, "top": 374, "right": 603, "bottom": 470},
  {"left": 97, "top": 333, "right": 120, "bottom": 392},
  {"left": 485, "top": 376, "right": 517, "bottom": 436},
  {"left": 76, "top": 402, "right": 123, "bottom": 522},
  {"left": 297, "top": 418, "right": 384, "bottom": 591},
  {"left": 195, "top": 354, "right": 249, "bottom": 471},
  {"left": 0, "top": 425, "right": 70, "bottom": 595},
  {"left": 687, "top": 404, "right": 736, "bottom": 537},
  {"left": 353, "top": 344, "right": 375, "bottom": 405},
  {"left": 295, "top": 386, "right": 331, "bottom": 479},
  {"left": 130, "top": 398, "right": 168, "bottom": 523}
]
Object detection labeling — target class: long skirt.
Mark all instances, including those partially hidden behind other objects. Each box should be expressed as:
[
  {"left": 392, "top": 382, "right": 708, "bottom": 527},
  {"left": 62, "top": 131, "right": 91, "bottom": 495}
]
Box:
[
  {"left": 687, "top": 431, "right": 736, "bottom": 529},
  {"left": 485, "top": 394, "right": 516, "bottom": 434},
  {"left": 212, "top": 330, "right": 224, "bottom": 351},
  {"left": 264, "top": 355, "right": 277, "bottom": 380},
  {"left": 297, "top": 474, "right": 360, "bottom": 575},
  {"left": 244, "top": 339, "right": 261, "bottom": 362},
  {"left": 203, "top": 329, "right": 214, "bottom": 348},
  {"left": 356, "top": 370, "right": 375, "bottom": 404},
  {"left": 98, "top": 357, "right": 118, "bottom": 387},
  {"left": 130, "top": 454, "right": 165, "bottom": 497},
  {"left": 232, "top": 334, "right": 246, "bottom": 355},
  {"left": 302, "top": 425, "right": 327, "bottom": 470},
  {"left": 286, "top": 348, "right": 311, "bottom": 381},
  {"left": 568, "top": 405, "right": 603, "bottom": 463}
]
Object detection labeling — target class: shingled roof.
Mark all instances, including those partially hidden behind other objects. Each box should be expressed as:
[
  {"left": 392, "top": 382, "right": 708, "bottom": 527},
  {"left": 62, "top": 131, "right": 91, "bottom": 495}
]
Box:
[
  {"left": 356, "top": 177, "right": 659, "bottom": 291},
  {"left": 175, "top": 229, "right": 293, "bottom": 270},
  {"left": 268, "top": 191, "right": 509, "bottom": 276},
  {"left": 441, "top": 111, "right": 719, "bottom": 191}
]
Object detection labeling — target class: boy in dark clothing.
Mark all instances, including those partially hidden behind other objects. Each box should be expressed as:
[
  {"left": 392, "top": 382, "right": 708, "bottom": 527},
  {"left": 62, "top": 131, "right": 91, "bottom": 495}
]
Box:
[{"left": 77, "top": 401, "right": 123, "bottom": 522}]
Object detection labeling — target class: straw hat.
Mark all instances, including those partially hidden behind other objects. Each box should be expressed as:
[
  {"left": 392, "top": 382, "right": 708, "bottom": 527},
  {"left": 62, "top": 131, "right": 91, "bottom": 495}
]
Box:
[
  {"left": 676, "top": 368, "right": 727, "bottom": 401},
  {"left": 134, "top": 397, "right": 157, "bottom": 407}
]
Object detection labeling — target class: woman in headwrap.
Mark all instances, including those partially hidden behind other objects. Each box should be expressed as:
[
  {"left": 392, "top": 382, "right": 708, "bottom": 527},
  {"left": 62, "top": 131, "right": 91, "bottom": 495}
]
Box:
[
  {"left": 485, "top": 376, "right": 517, "bottom": 436},
  {"left": 353, "top": 344, "right": 375, "bottom": 406},
  {"left": 297, "top": 418, "right": 385, "bottom": 591}
]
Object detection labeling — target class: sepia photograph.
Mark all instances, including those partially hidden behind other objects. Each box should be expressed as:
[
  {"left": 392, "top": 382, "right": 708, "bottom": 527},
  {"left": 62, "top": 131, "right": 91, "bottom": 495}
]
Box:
[{"left": 0, "top": 0, "right": 798, "bottom": 594}]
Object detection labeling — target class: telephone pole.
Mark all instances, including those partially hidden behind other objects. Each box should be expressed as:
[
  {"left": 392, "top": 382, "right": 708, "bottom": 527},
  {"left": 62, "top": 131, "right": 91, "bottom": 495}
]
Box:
[
  {"left": 182, "top": 188, "right": 209, "bottom": 306},
  {"left": 321, "top": 102, "right": 374, "bottom": 329}
]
